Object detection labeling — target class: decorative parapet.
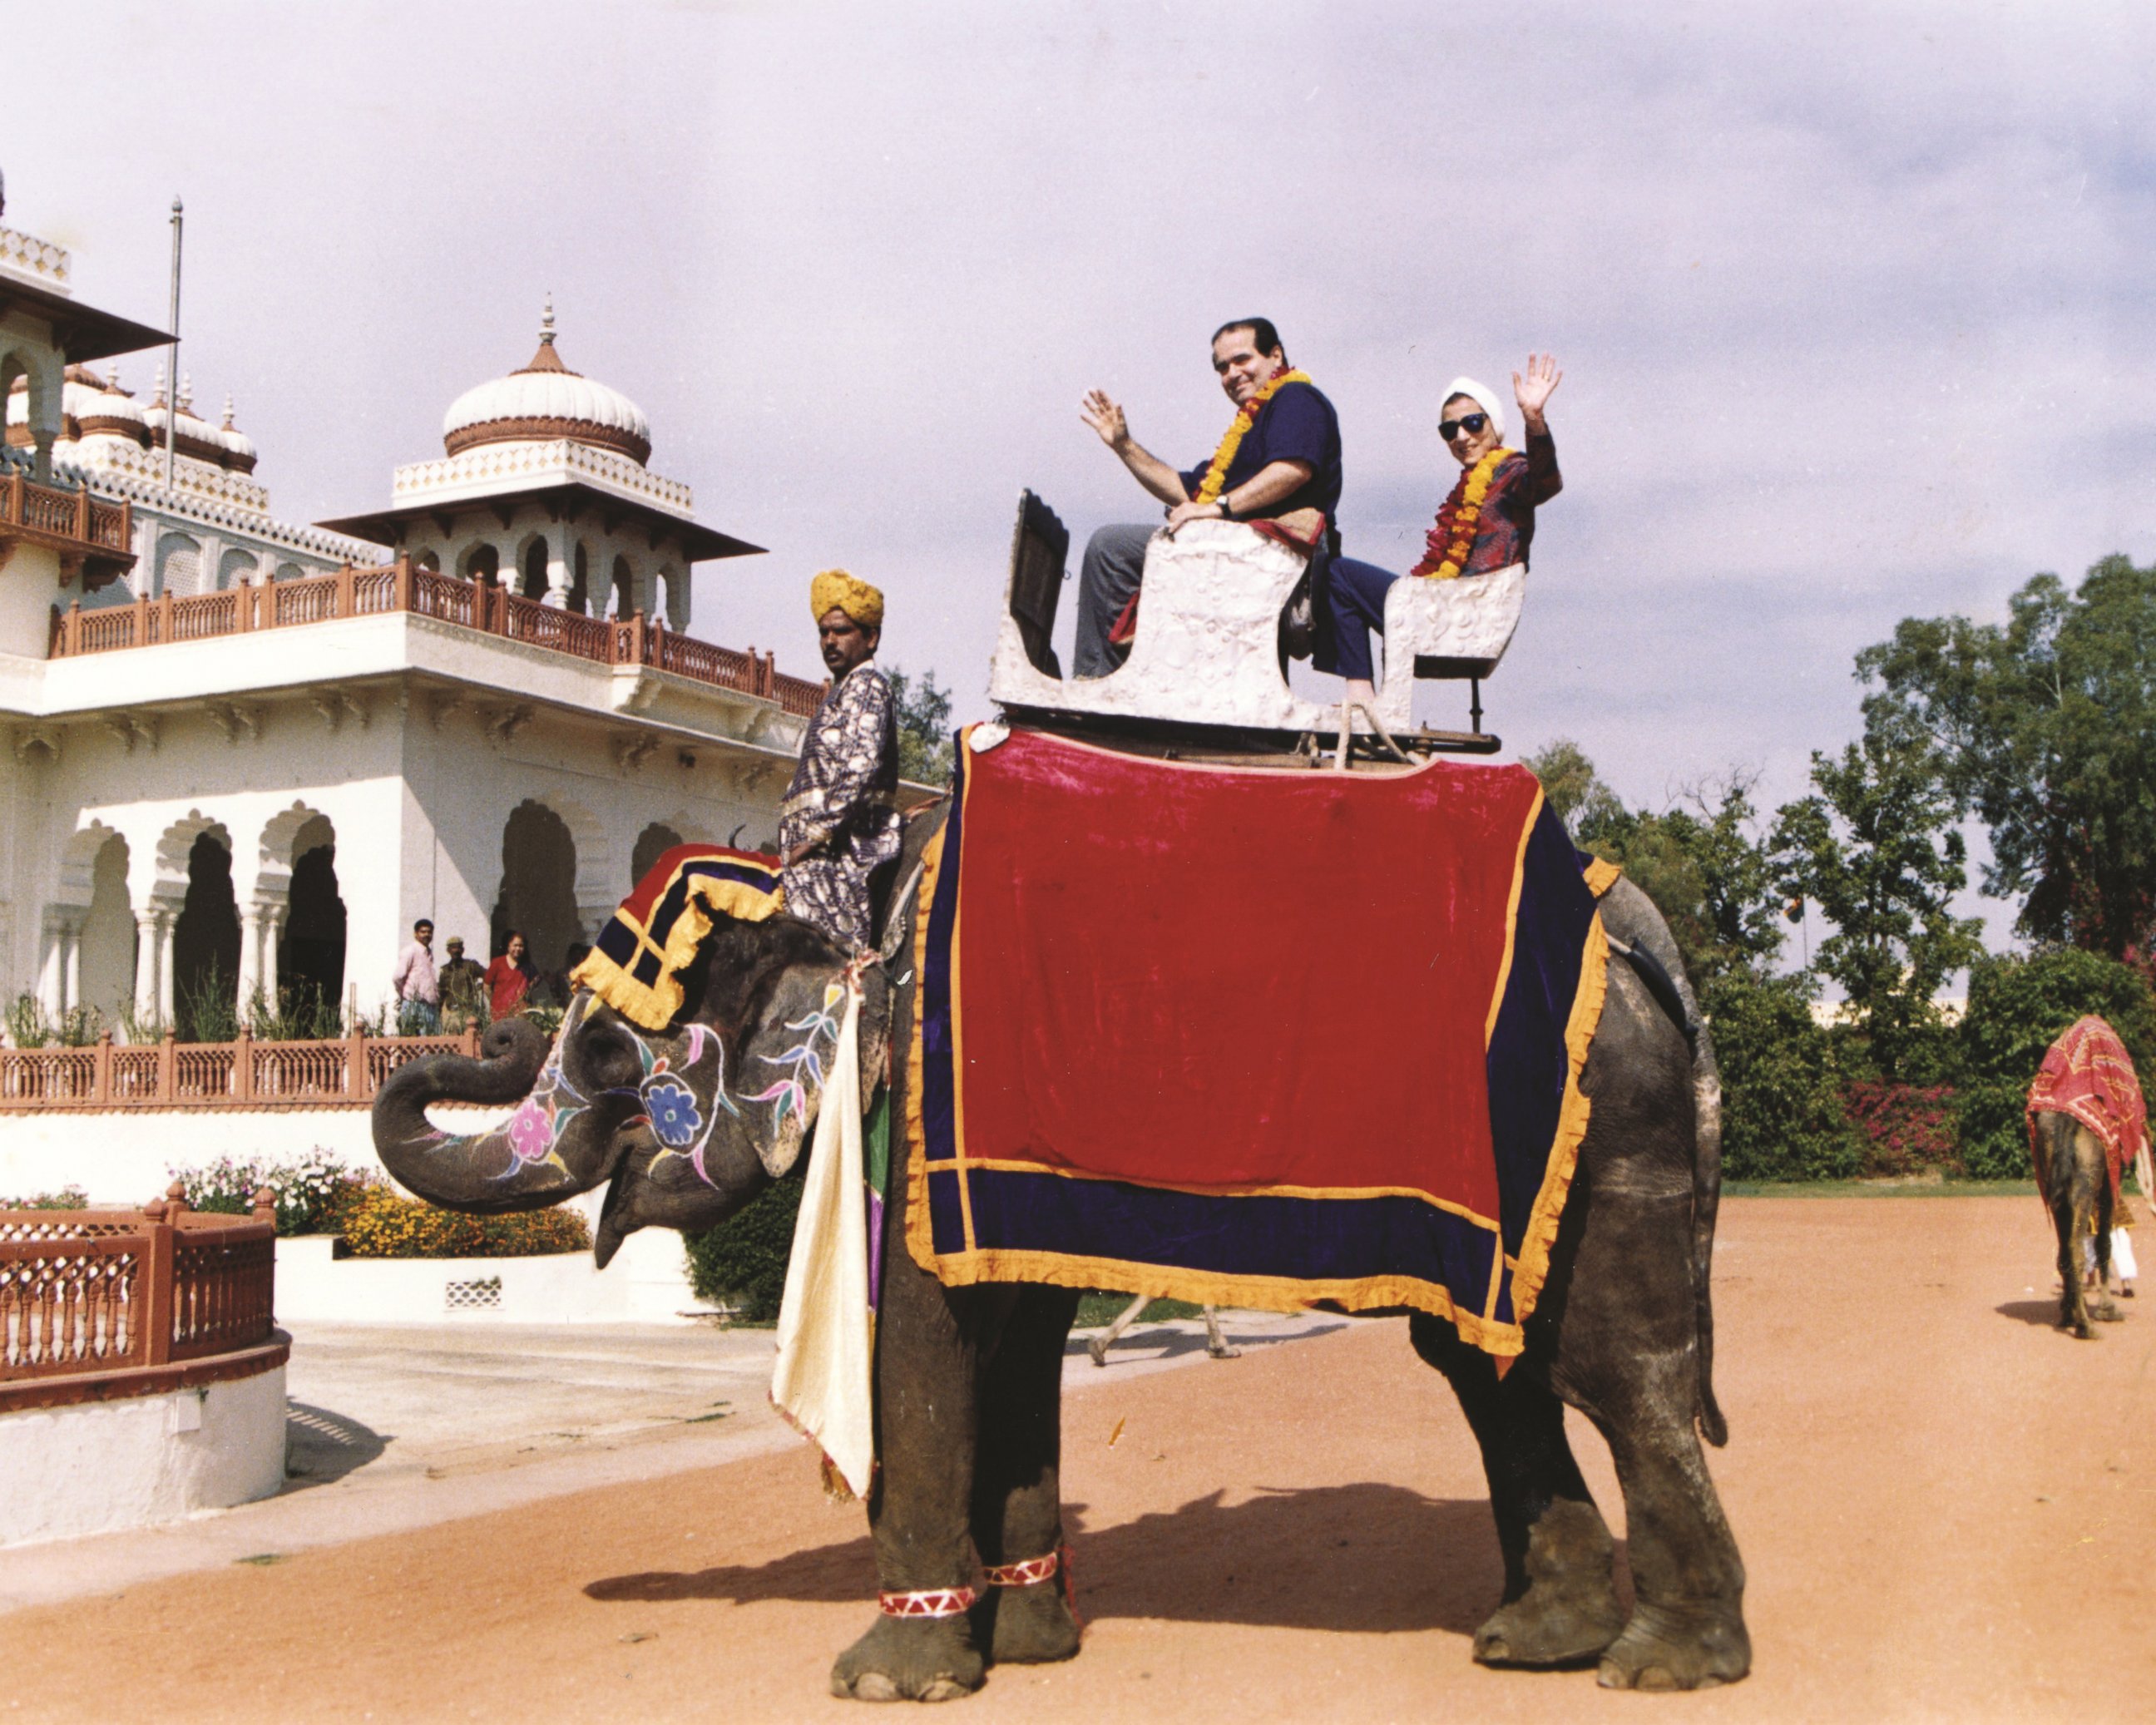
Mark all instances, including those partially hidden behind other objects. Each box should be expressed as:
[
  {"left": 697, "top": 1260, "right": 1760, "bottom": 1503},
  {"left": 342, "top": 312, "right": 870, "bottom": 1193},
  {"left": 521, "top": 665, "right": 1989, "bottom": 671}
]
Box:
[
  {"left": 2, "top": 445, "right": 378, "bottom": 561},
  {"left": 0, "top": 225, "right": 71, "bottom": 295},
  {"left": 44, "top": 556, "right": 828, "bottom": 717},
  {"left": 0, "top": 467, "right": 133, "bottom": 572},
  {"left": 69, "top": 436, "right": 274, "bottom": 517},
  {"left": 392, "top": 437, "right": 695, "bottom": 517},
  {"left": 0, "top": 1184, "right": 281, "bottom": 1415}
]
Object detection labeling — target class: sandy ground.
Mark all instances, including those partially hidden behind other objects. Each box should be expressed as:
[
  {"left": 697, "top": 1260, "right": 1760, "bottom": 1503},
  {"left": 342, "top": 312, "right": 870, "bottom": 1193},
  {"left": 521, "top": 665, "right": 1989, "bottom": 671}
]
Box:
[{"left": 1, "top": 1195, "right": 2152, "bottom": 1723}]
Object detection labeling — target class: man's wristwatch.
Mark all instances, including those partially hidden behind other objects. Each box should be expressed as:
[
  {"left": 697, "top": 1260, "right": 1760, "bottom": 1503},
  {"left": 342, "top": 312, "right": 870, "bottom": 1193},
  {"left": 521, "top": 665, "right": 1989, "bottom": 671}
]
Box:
[{"left": 1217, "top": 494, "right": 1235, "bottom": 521}]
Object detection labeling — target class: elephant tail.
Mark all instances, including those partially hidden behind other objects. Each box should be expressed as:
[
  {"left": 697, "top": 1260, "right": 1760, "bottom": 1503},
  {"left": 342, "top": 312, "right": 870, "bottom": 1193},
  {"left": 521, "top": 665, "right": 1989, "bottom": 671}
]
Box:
[{"left": 1690, "top": 1016, "right": 1728, "bottom": 1448}]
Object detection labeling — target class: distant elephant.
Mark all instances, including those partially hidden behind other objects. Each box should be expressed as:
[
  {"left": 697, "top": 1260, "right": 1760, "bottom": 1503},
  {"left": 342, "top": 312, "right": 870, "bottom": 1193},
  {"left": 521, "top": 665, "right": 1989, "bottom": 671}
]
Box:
[
  {"left": 373, "top": 807, "right": 1750, "bottom": 1699},
  {"left": 2030, "top": 1110, "right": 2125, "bottom": 1337}
]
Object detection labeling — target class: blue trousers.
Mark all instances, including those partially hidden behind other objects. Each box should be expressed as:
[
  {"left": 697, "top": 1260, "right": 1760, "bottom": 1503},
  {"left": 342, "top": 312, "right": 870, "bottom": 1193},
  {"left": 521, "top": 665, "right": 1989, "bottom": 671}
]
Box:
[{"left": 1323, "top": 555, "right": 1399, "bottom": 681}]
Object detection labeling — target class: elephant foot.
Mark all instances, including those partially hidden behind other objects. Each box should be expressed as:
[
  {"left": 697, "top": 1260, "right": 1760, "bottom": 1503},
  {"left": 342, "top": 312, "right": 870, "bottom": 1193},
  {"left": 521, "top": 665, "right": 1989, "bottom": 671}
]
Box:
[
  {"left": 1473, "top": 1500, "right": 1624, "bottom": 1668},
  {"left": 1596, "top": 1601, "right": 1751, "bottom": 1691},
  {"left": 830, "top": 1613, "right": 985, "bottom": 1703},
  {"left": 2092, "top": 1298, "right": 2124, "bottom": 1323},
  {"left": 976, "top": 1579, "right": 1082, "bottom": 1665}
]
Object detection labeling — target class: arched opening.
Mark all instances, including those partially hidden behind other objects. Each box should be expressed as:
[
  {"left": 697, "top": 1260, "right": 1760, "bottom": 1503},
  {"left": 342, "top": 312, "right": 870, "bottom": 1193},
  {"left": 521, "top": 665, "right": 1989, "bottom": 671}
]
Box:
[
  {"left": 413, "top": 548, "right": 441, "bottom": 574},
  {"left": 611, "top": 555, "right": 635, "bottom": 619},
  {"left": 630, "top": 823, "right": 685, "bottom": 890},
  {"left": 279, "top": 815, "right": 346, "bottom": 1016},
  {"left": 492, "top": 802, "right": 580, "bottom": 978},
  {"left": 217, "top": 547, "right": 258, "bottom": 590},
  {"left": 172, "top": 832, "right": 240, "bottom": 1038},
  {"left": 156, "top": 532, "right": 202, "bottom": 598},
  {"left": 462, "top": 543, "right": 500, "bottom": 586},
  {"left": 78, "top": 834, "right": 135, "bottom": 1026},
  {"left": 569, "top": 542, "right": 590, "bottom": 615},
  {"left": 519, "top": 538, "right": 548, "bottom": 601},
  {"left": 274, "top": 561, "right": 305, "bottom": 582}
]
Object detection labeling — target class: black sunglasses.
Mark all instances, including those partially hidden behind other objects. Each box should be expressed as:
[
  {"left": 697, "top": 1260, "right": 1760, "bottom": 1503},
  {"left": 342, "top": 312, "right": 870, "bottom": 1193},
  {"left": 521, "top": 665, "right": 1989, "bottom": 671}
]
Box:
[{"left": 1438, "top": 412, "right": 1488, "bottom": 442}]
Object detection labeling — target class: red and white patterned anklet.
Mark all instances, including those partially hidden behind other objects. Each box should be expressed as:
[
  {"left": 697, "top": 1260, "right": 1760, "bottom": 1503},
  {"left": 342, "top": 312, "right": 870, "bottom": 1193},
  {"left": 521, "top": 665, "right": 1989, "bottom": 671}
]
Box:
[
  {"left": 878, "top": 1585, "right": 978, "bottom": 1619},
  {"left": 981, "top": 1550, "right": 1061, "bottom": 1588}
]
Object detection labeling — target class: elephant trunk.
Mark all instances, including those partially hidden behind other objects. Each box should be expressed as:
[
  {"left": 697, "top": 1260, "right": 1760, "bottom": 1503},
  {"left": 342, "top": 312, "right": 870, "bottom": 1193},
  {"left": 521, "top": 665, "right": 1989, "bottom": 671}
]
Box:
[{"left": 373, "top": 1017, "right": 610, "bottom": 1213}]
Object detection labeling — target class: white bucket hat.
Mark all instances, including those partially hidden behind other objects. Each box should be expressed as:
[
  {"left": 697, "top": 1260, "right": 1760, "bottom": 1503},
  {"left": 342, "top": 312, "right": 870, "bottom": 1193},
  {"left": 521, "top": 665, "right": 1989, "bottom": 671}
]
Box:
[{"left": 1441, "top": 376, "right": 1506, "bottom": 441}]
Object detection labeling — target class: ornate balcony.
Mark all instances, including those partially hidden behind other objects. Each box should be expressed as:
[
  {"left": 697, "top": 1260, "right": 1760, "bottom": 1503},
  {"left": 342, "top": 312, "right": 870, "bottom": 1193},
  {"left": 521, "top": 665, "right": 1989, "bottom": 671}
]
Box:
[{"left": 0, "top": 468, "right": 135, "bottom": 584}]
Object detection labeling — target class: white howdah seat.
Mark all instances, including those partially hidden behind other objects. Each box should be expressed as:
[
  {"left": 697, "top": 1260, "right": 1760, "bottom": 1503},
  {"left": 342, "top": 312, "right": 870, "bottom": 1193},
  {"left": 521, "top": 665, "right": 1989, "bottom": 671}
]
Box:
[{"left": 987, "top": 492, "right": 1525, "bottom": 744}]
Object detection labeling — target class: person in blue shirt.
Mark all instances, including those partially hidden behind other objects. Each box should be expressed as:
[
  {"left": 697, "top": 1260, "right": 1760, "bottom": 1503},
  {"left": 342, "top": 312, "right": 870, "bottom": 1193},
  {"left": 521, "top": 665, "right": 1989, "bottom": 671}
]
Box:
[{"left": 1073, "top": 318, "right": 1342, "bottom": 677}]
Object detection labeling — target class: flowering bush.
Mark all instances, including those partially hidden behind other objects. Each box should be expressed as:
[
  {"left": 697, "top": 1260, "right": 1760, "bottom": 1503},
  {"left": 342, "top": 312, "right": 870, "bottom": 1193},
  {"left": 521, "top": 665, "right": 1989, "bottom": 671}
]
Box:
[
  {"left": 339, "top": 1186, "right": 590, "bottom": 1259},
  {"left": 1842, "top": 1082, "right": 1960, "bottom": 1177},
  {"left": 0, "top": 1185, "right": 89, "bottom": 1210},
  {"left": 171, "top": 1151, "right": 375, "bottom": 1236}
]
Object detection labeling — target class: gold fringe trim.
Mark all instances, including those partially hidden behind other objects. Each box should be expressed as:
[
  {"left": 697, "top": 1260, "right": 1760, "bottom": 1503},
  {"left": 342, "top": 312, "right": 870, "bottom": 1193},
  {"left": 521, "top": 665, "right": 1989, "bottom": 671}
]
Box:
[
  {"left": 903, "top": 805, "right": 953, "bottom": 1279},
  {"left": 1506, "top": 912, "right": 1610, "bottom": 1324},
  {"left": 571, "top": 874, "right": 784, "bottom": 1031},
  {"left": 1484, "top": 787, "right": 1546, "bottom": 1048},
  {"left": 1582, "top": 856, "right": 1623, "bottom": 897}
]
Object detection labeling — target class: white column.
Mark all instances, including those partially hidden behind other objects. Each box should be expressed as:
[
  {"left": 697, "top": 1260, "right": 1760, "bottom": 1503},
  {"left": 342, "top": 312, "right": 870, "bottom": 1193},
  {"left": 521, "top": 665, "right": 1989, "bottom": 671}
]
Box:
[
  {"left": 236, "top": 904, "right": 264, "bottom": 1009},
  {"left": 156, "top": 912, "right": 177, "bottom": 1026},
  {"left": 61, "top": 917, "right": 83, "bottom": 1015},
  {"left": 543, "top": 523, "right": 572, "bottom": 609},
  {"left": 262, "top": 908, "right": 284, "bottom": 997},
  {"left": 133, "top": 909, "right": 161, "bottom": 1026},
  {"left": 665, "top": 566, "right": 690, "bottom": 630},
  {"left": 37, "top": 917, "right": 64, "bottom": 1017}
]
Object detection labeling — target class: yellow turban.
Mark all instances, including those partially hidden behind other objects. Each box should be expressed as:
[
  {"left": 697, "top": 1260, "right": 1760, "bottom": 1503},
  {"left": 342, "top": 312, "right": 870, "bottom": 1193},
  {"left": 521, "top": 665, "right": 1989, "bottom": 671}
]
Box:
[{"left": 810, "top": 569, "right": 884, "bottom": 630}]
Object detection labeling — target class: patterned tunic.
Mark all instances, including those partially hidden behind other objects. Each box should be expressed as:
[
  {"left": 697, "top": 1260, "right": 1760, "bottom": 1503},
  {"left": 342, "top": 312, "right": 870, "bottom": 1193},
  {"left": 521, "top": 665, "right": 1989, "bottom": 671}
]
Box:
[{"left": 779, "top": 661, "right": 902, "bottom": 951}]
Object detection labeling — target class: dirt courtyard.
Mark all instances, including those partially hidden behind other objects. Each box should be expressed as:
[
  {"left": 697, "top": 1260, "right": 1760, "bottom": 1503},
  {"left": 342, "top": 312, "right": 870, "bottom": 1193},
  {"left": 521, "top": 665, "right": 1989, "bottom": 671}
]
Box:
[{"left": 2, "top": 1194, "right": 2151, "bottom": 1723}]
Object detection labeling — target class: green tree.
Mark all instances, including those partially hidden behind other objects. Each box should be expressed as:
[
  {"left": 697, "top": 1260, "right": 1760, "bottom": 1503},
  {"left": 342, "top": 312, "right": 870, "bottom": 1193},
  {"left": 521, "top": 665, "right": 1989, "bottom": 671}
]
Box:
[
  {"left": 888, "top": 665, "right": 955, "bottom": 788},
  {"left": 1954, "top": 946, "right": 2156, "bottom": 1179},
  {"left": 1525, "top": 741, "right": 1783, "bottom": 988},
  {"left": 1769, "top": 721, "right": 1983, "bottom": 1081},
  {"left": 1857, "top": 555, "right": 2156, "bottom": 957},
  {"left": 1702, "top": 968, "right": 1862, "bottom": 1181}
]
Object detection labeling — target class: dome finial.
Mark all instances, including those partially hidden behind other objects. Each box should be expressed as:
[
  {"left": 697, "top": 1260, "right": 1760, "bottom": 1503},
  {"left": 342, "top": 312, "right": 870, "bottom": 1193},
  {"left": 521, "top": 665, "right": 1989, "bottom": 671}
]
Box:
[
  {"left": 222, "top": 393, "right": 236, "bottom": 429},
  {"left": 151, "top": 360, "right": 167, "bottom": 408},
  {"left": 540, "top": 293, "right": 556, "bottom": 348},
  {"left": 179, "top": 372, "right": 194, "bottom": 413}
]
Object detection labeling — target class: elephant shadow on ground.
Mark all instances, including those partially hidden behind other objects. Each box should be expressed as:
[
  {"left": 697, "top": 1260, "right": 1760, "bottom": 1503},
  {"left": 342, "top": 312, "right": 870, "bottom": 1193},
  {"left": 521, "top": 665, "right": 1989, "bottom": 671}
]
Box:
[
  {"left": 281, "top": 1401, "right": 390, "bottom": 1488},
  {"left": 1996, "top": 1298, "right": 2068, "bottom": 1327},
  {"left": 1064, "top": 1319, "right": 1349, "bottom": 1366},
  {"left": 586, "top": 1483, "right": 1622, "bottom": 1637}
]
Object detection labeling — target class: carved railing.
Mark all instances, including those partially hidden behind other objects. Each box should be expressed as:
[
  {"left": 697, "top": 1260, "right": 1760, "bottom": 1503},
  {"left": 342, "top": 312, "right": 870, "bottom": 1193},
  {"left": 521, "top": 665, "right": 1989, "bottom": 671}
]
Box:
[
  {"left": 1, "top": 469, "right": 132, "bottom": 561},
  {"left": 46, "top": 554, "right": 826, "bottom": 716},
  {"left": 1, "top": 1186, "right": 278, "bottom": 1404},
  {"left": 0, "top": 1025, "right": 486, "bottom": 1112}
]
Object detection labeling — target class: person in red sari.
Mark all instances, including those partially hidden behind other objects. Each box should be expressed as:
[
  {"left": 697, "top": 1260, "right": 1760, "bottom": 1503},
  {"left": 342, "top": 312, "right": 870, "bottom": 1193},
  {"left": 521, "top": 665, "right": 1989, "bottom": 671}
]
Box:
[
  {"left": 485, "top": 931, "right": 537, "bottom": 1019},
  {"left": 1322, "top": 353, "right": 1564, "bottom": 709}
]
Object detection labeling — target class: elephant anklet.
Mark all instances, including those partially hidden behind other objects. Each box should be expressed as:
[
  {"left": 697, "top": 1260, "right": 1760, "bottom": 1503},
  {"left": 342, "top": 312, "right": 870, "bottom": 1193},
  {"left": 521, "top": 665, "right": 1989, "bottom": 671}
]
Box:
[
  {"left": 982, "top": 1545, "right": 1081, "bottom": 1625},
  {"left": 878, "top": 1586, "right": 977, "bottom": 1619}
]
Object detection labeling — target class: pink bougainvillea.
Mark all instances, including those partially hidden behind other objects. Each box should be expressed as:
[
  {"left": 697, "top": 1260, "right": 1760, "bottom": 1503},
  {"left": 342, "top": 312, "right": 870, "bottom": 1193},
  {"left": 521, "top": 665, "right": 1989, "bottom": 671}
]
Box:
[{"left": 1842, "top": 1082, "right": 1960, "bottom": 1178}]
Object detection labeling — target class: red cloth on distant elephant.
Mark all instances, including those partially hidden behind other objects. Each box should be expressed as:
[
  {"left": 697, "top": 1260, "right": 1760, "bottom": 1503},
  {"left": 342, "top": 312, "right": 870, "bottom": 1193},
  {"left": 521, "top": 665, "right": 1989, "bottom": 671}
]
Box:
[{"left": 2025, "top": 1015, "right": 2144, "bottom": 1209}]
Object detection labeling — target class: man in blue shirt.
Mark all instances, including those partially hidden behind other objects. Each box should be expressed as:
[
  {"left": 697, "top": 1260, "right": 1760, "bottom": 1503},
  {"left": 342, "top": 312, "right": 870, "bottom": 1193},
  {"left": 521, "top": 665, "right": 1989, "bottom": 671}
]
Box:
[{"left": 1074, "top": 318, "right": 1343, "bottom": 677}]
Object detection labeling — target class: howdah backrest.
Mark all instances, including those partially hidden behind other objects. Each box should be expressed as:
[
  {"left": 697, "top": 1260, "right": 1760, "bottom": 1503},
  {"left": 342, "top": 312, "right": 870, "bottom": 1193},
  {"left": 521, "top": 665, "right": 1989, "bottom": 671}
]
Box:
[{"left": 1006, "top": 490, "right": 1069, "bottom": 675}]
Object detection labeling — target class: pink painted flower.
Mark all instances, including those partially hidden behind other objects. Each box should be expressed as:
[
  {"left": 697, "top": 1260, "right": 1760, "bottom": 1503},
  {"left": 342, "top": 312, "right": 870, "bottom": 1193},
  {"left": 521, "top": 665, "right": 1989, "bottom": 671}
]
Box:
[{"left": 506, "top": 1098, "right": 556, "bottom": 1165}]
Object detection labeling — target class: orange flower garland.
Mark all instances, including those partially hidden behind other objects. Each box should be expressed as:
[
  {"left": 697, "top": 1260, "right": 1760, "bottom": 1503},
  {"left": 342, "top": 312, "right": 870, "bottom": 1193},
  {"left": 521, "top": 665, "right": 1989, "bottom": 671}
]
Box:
[
  {"left": 1192, "top": 368, "right": 1313, "bottom": 505},
  {"left": 1411, "top": 444, "right": 1517, "bottom": 580}
]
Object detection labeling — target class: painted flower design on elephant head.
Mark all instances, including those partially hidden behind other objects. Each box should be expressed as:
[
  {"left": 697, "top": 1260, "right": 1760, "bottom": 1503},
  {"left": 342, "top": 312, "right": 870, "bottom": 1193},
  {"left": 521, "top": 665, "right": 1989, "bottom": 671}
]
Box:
[
  {"left": 488, "top": 997, "right": 593, "bottom": 1179},
  {"left": 748, "top": 981, "right": 846, "bottom": 1130},
  {"left": 627, "top": 1021, "right": 739, "bottom": 1188},
  {"left": 640, "top": 1077, "right": 704, "bottom": 1149}
]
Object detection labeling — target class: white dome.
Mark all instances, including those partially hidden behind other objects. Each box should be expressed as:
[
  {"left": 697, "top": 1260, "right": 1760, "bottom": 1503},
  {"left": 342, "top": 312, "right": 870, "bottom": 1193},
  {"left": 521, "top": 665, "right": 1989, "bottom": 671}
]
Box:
[{"left": 440, "top": 307, "right": 651, "bottom": 464}]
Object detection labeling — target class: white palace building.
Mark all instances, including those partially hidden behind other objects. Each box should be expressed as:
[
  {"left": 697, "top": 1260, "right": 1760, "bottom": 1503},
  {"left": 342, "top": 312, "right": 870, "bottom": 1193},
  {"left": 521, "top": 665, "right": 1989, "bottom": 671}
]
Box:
[{"left": 0, "top": 185, "right": 823, "bottom": 1040}]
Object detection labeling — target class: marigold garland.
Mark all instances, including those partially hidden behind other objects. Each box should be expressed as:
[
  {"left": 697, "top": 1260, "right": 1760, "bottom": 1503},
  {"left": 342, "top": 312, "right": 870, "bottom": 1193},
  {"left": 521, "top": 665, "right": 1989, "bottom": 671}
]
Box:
[
  {"left": 1192, "top": 368, "right": 1313, "bottom": 505},
  {"left": 1411, "top": 444, "right": 1517, "bottom": 580}
]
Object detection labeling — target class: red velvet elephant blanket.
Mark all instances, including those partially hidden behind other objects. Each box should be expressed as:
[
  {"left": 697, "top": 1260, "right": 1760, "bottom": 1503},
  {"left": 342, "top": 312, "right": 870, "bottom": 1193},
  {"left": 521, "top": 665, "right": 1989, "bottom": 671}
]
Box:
[{"left": 2026, "top": 1015, "right": 2146, "bottom": 1211}]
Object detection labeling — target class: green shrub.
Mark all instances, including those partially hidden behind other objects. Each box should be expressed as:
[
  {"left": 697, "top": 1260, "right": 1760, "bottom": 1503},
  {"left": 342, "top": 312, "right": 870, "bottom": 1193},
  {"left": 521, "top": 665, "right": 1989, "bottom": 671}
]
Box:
[
  {"left": 1704, "top": 968, "right": 1862, "bottom": 1180},
  {"left": 685, "top": 1174, "right": 804, "bottom": 1320},
  {"left": 171, "top": 1151, "right": 376, "bottom": 1236},
  {"left": 1955, "top": 947, "right": 2156, "bottom": 1179},
  {"left": 340, "top": 1185, "right": 590, "bottom": 1258}
]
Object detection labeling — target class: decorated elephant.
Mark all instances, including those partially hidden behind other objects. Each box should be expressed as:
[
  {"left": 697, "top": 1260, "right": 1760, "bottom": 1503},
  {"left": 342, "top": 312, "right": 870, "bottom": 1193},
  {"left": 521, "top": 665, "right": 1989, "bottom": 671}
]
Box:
[
  {"left": 2026, "top": 1014, "right": 2149, "bottom": 1337},
  {"left": 373, "top": 806, "right": 1750, "bottom": 1698}
]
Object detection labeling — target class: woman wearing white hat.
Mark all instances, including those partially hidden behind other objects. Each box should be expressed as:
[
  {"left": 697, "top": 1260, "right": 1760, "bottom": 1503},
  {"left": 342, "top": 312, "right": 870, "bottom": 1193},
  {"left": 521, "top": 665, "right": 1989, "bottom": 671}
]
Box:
[{"left": 1323, "top": 353, "right": 1564, "bottom": 709}]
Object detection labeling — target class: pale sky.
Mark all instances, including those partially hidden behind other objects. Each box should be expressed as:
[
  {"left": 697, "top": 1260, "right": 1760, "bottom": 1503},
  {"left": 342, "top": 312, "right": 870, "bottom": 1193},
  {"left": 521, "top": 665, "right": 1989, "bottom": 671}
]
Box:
[{"left": 8, "top": 2, "right": 2152, "bottom": 953}]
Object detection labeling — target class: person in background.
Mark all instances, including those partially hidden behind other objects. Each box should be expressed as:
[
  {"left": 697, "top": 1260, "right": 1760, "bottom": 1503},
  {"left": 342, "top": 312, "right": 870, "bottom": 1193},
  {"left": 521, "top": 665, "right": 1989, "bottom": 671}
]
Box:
[
  {"left": 438, "top": 937, "right": 486, "bottom": 1021},
  {"left": 391, "top": 918, "right": 439, "bottom": 1035},
  {"left": 485, "top": 932, "right": 537, "bottom": 1019}
]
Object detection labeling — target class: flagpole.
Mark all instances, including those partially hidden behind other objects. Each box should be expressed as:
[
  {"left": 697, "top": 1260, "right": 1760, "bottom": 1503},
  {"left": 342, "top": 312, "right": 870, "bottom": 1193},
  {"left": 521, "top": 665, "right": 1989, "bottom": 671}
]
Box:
[{"left": 162, "top": 196, "right": 182, "bottom": 502}]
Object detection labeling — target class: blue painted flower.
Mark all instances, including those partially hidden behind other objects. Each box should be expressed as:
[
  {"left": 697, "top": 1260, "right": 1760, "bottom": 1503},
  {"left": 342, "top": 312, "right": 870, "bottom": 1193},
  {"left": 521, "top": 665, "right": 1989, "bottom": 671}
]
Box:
[{"left": 642, "top": 1078, "right": 704, "bottom": 1148}]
